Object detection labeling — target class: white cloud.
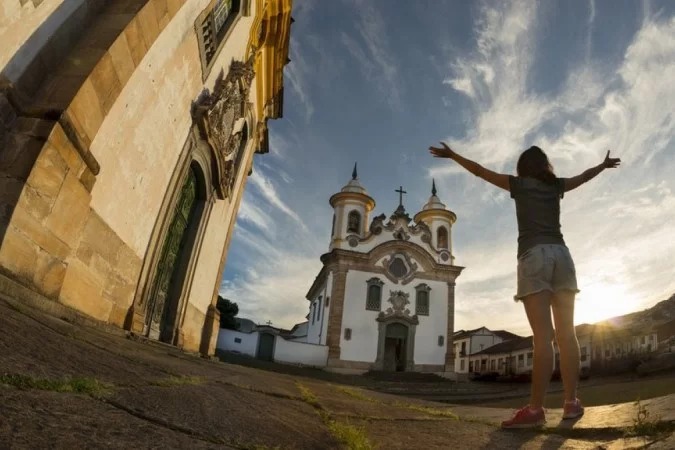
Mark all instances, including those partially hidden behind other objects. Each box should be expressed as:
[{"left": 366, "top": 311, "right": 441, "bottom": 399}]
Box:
[
  {"left": 435, "top": 2, "right": 675, "bottom": 326},
  {"left": 248, "top": 169, "right": 307, "bottom": 231},
  {"left": 340, "top": 1, "right": 401, "bottom": 109},
  {"left": 285, "top": 36, "right": 315, "bottom": 121}
]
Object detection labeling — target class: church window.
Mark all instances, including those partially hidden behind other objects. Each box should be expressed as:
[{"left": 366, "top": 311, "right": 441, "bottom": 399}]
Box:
[
  {"left": 234, "top": 337, "right": 242, "bottom": 343},
  {"left": 365, "top": 278, "right": 384, "bottom": 311},
  {"left": 437, "top": 226, "right": 448, "bottom": 249},
  {"left": 389, "top": 257, "right": 407, "bottom": 278},
  {"left": 460, "top": 360, "right": 465, "bottom": 370},
  {"left": 415, "top": 283, "right": 431, "bottom": 316},
  {"left": 196, "top": 0, "right": 248, "bottom": 77},
  {"left": 331, "top": 214, "right": 336, "bottom": 237},
  {"left": 347, "top": 210, "right": 361, "bottom": 234},
  {"left": 438, "top": 335, "right": 444, "bottom": 346},
  {"left": 316, "top": 297, "right": 322, "bottom": 322}
]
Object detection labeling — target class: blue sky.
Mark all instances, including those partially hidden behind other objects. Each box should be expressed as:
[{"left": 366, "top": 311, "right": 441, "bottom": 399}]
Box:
[{"left": 221, "top": 0, "right": 675, "bottom": 336}]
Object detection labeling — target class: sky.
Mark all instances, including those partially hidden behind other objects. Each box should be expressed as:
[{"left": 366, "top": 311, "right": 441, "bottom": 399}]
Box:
[{"left": 220, "top": 0, "right": 675, "bottom": 337}]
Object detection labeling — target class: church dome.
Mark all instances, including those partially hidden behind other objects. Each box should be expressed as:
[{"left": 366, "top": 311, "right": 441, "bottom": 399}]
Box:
[
  {"left": 341, "top": 178, "right": 367, "bottom": 194},
  {"left": 422, "top": 180, "right": 447, "bottom": 211}
]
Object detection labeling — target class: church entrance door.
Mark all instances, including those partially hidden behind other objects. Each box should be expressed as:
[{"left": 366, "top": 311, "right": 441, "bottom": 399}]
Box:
[
  {"left": 257, "top": 333, "right": 275, "bottom": 361},
  {"left": 384, "top": 323, "right": 408, "bottom": 372},
  {"left": 147, "top": 168, "right": 199, "bottom": 343}
]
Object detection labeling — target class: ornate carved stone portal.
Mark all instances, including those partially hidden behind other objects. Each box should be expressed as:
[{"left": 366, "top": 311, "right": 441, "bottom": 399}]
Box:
[
  {"left": 193, "top": 60, "right": 255, "bottom": 199},
  {"left": 375, "top": 290, "right": 418, "bottom": 371}
]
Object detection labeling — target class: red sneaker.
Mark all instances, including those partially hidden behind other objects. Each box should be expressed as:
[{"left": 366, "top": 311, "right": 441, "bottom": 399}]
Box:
[
  {"left": 563, "top": 399, "right": 585, "bottom": 419},
  {"left": 501, "top": 406, "right": 546, "bottom": 429}
]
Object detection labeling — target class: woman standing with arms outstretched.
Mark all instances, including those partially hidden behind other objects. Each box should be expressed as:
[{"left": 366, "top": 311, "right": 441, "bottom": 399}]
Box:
[{"left": 429, "top": 143, "right": 620, "bottom": 428}]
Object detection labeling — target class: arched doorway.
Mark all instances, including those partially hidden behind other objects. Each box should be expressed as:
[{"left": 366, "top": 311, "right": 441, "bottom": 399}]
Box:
[{"left": 146, "top": 163, "right": 206, "bottom": 343}]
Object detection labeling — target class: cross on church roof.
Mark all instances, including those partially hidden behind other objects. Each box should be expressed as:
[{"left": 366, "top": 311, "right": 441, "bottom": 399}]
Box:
[{"left": 395, "top": 186, "right": 407, "bottom": 207}]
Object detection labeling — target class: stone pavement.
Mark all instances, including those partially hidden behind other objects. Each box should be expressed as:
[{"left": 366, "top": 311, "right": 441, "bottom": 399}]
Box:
[{"left": 1, "top": 296, "right": 673, "bottom": 449}]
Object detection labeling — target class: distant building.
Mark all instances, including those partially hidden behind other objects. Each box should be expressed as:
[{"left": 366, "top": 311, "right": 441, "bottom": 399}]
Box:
[{"left": 453, "top": 327, "right": 521, "bottom": 376}]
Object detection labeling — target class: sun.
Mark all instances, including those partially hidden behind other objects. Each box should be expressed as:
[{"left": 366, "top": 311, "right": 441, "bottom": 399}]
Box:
[{"left": 574, "top": 282, "right": 640, "bottom": 325}]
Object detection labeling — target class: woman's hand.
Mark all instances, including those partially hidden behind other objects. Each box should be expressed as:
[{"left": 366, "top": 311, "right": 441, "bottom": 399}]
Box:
[
  {"left": 429, "top": 142, "right": 456, "bottom": 159},
  {"left": 603, "top": 150, "right": 621, "bottom": 169}
]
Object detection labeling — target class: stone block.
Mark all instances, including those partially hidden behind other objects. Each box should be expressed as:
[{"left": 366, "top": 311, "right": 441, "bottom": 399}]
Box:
[
  {"left": 36, "top": 74, "right": 86, "bottom": 112},
  {"left": 79, "top": 212, "right": 123, "bottom": 267},
  {"left": 0, "top": 225, "right": 39, "bottom": 284},
  {"left": 137, "top": 2, "right": 160, "bottom": 48},
  {"left": 0, "top": 93, "right": 17, "bottom": 127},
  {"left": 0, "top": 134, "right": 44, "bottom": 181},
  {"left": 10, "top": 205, "right": 71, "bottom": 260},
  {"left": 67, "top": 78, "right": 103, "bottom": 145},
  {"left": 153, "top": 0, "right": 170, "bottom": 29},
  {"left": 166, "top": 0, "right": 185, "bottom": 17},
  {"left": 109, "top": 303, "right": 131, "bottom": 328},
  {"left": 60, "top": 258, "right": 111, "bottom": 322},
  {"left": 124, "top": 18, "right": 148, "bottom": 66},
  {"left": 108, "top": 34, "right": 136, "bottom": 86},
  {"left": 26, "top": 144, "right": 69, "bottom": 202},
  {"left": 89, "top": 52, "right": 122, "bottom": 115},
  {"left": 44, "top": 173, "right": 91, "bottom": 249},
  {"left": 79, "top": 167, "right": 96, "bottom": 192},
  {"left": 47, "top": 123, "right": 84, "bottom": 174},
  {"left": 106, "top": 0, "right": 147, "bottom": 15},
  {"left": 16, "top": 185, "right": 53, "bottom": 222},
  {"left": 116, "top": 243, "right": 142, "bottom": 282},
  {"left": 14, "top": 118, "right": 56, "bottom": 139},
  {"left": 33, "top": 249, "right": 67, "bottom": 299}
]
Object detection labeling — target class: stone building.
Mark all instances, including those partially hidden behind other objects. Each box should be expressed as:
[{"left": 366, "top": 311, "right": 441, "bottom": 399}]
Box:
[
  {"left": 0, "top": 0, "right": 292, "bottom": 355},
  {"left": 301, "top": 168, "right": 464, "bottom": 375}
]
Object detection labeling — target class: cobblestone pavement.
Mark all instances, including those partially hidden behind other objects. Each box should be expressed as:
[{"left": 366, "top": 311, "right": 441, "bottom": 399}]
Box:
[{"left": 1, "top": 296, "right": 673, "bottom": 449}]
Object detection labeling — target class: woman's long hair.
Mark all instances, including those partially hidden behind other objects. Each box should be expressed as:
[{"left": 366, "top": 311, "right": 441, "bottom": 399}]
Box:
[{"left": 517, "top": 146, "right": 556, "bottom": 185}]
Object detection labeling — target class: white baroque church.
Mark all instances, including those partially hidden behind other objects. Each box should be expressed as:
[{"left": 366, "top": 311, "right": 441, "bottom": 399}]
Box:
[{"left": 300, "top": 166, "right": 464, "bottom": 375}]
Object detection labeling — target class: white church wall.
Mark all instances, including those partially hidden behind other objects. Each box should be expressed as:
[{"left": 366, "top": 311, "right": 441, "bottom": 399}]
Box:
[
  {"left": 89, "top": 0, "right": 258, "bottom": 257},
  {"left": 341, "top": 270, "right": 449, "bottom": 366},
  {"left": 216, "top": 328, "right": 259, "bottom": 357},
  {"left": 340, "top": 270, "right": 385, "bottom": 363},
  {"left": 411, "top": 279, "right": 449, "bottom": 365},
  {"left": 274, "top": 338, "right": 328, "bottom": 368}
]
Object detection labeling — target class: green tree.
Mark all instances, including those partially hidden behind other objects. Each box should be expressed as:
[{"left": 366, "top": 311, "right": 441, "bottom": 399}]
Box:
[{"left": 216, "top": 296, "right": 239, "bottom": 330}]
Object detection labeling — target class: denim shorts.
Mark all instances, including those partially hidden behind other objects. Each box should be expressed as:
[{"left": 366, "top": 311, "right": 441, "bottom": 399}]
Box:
[{"left": 514, "top": 244, "right": 580, "bottom": 301}]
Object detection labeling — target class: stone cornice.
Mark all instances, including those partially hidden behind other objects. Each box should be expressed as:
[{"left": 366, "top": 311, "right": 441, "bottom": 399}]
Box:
[
  {"left": 329, "top": 191, "right": 376, "bottom": 211},
  {"left": 319, "top": 241, "right": 464, "bottom": 282}
]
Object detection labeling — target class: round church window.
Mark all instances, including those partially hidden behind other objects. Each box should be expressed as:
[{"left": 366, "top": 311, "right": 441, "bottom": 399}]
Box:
[{"left": 389, "top": 257, "right": 407, "bottom": 278}]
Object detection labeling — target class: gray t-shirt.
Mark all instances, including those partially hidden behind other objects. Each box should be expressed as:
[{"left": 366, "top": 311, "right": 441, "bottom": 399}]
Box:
[{"left": 509, "top": 176, "right": 566, "bottom": 257}]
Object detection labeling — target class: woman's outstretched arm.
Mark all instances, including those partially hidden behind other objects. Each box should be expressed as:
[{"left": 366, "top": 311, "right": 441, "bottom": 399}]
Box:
[
  {"left": 429, "top": 142, "right": 510, "bottom": 191},
  {"left": 563, "top": 150, "right": 621, "bottom": 192}
]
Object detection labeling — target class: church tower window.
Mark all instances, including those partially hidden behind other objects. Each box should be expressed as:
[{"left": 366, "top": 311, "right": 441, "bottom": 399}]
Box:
[
  {"left": 365, "top": 278, "right": 384, "bottom": 311},
  {"left": 437, "top": 226, "right": 448, "bottom": 249},
  {"left": 415, "top": 283, "right": 431, "bottom": 316},
  {"left": 347, "top": 210, "right": 361, "bottom": 234}
]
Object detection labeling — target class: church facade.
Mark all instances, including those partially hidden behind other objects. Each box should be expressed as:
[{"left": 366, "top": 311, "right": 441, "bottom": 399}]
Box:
[
  {"left": 0, "top": 0, "right": 292, "bottom": 355},
  {"left": 302, "top": 168, "right": 464, "bottom": 375}
]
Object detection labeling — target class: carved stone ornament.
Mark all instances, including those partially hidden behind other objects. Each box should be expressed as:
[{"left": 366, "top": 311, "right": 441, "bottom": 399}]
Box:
[
  {"left": 377, "top": 290, "right": 419, "bottom": 324},
  {"left": 347, "top": 235, "right": 359, "bottom": 247},
  {"left": 193, "top": 60, "right": 255, "bottom": 199},
  {"left": 381, "top": 252, "right": 418, "bottom": 284}
]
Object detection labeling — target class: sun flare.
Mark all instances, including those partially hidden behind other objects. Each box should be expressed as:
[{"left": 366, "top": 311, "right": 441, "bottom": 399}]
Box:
[{"left": 574, "top": 282, "right": 640, "bottom": 325}]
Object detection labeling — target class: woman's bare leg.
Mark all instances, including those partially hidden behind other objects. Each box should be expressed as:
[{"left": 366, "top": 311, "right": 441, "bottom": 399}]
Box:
[
  {"left": 522, "top": 291, "right": 555, "bottom": 409},
  {"left": 551, "top": 290, "right": 580, "bottom": 403}
]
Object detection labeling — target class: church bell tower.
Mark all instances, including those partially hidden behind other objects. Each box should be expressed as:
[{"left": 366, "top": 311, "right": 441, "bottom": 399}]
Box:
[{"left": 328, "top": 163, "right": 376, "bottom": 251}]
